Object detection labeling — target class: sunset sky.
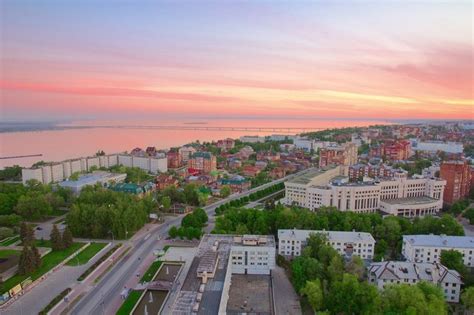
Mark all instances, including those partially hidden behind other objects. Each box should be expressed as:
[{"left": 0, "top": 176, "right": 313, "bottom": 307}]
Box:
[{"left": 1, "top": 0, "right": 473, "bottom": 121}]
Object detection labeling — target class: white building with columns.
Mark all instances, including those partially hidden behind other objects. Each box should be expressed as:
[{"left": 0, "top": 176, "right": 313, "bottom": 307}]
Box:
[{"left": 283, "top": 167, "right": 446, "bottom": 217}]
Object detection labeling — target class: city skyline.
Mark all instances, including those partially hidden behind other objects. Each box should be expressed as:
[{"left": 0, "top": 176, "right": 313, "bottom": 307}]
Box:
[{"left": 1, "top": 1, "right": 473, "bottom": 121}]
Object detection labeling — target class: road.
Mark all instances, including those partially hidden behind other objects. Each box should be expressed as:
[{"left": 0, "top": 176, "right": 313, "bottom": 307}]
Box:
[{"left": 67, "top": 168, "right": 312, "bottom": 314}]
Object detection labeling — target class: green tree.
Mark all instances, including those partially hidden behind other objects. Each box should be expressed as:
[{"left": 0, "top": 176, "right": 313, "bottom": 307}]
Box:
[
  {"left": 169, "top": 226, "right": 178, "bottom": 238},
  {"left": 220, "top": 185, "right": 231, "bottom": 198},
  {"left": 15, "top": 191, "right": 53, "bottom": 219},
  {"left": 440, "top": 250, "right": 465, "bottom": 274},
  {"left": 382, "top": 282, "right": 447, "bottom": 315},
  {"left": 345, "top": 255, "right": 365, "bottom": 280},
  {"left": 301, "top": 279, "right": 324, "bottom": 312},
  {"left": 62, "top": 226, "right": 73, "bottom": 248},
  {"left": 462, "top": 287, "right": 474, "bottom": 311},
  {"left": 20, "top": 222, "right": 35, "bottom": 246},
  {"left": 161, "top": 196, "right": 171, "bottom": 211},
  {"left": 31, "top": 245, "right": 42, "bottom": 269},
  {"left": 326, "top": 273, "right": 381, "bottom": 314},
  {"left": 50, "top": 224, "right": 63, "bottom": 251},
  {"left": 18, "top": 246, "right": 35, "bottom": 275}
]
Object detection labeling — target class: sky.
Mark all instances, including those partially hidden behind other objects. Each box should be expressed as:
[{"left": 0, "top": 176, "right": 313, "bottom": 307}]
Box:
[{"left": 0, "top": 0, "right": 473, "bottom": 122}]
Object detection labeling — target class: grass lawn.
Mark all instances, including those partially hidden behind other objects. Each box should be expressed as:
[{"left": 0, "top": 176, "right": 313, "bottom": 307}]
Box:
[
  {"left": 0, "top": 249, "right": 21, "bottom": 259},
  {"left": 140, "top": 260, "right": 162, "bottom": 282},
  {"left": 0, "top": 235, "right": 20, "bottom": 246},
  {"left": 116, "top": 290, "right": 143, "bottom": 315},
  {"left": 66, "top": 243, "right": 107, "bottom": 266},
  {"left": 0, "top": 242, "right": 84, "bottom": 294}
]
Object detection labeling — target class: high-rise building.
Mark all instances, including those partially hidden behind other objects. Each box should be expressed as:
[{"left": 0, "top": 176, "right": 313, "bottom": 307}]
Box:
[{"left": 440, "top": 160, "right": 472, "bottom": 204}]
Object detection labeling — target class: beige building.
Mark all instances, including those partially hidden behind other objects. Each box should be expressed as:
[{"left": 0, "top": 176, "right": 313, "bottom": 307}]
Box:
[{"left": 283, "top": 168, "right": 446, "bottom": 217}]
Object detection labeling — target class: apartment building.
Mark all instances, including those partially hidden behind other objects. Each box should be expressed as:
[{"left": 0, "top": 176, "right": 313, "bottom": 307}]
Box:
[
  {"left": 188, "top": 152, "right": 217, "bottom": 174},
  {"left": 278, "top": 229, "right": 375, "bottom": 260},
  {"left": 283, "top": 167, "right": 446, "bottom": 217},
  {"left": 179, "top": 146, "right": 197, "bottom": 162},
  {"left": 167, "top": 150, "right": 182, "bottom": 169},
  {"left": 216, "top": 138, "right": 235, "bottom": 151},
  {"left": 319, "top": 143, "right": 358, "bottom": 168},
  {"left": 440, "top": 160, "right": 472, "bottom": 204},
  {"left": 402, "top": 235, "right": 474, "bottom": 267},
  {"left": 349, "top": 163, "right": 395, "bottom": 181},
  {"left": 239, "top": 135, "right": 265, "bottom": 143},
  {"left": 411, "top": 140, "right": 464, "bottom": 154},
  {"left": 22, "top": 153, "right": 167, "bottom": 185},
  {"left": 368, "top": 261, "right": 462, "bottom": 302},
  {"left": 230, "top": 235, "right": 276, "bottom": 275},
  {"left": 370, "top": 140, "right": 411, "bottom": 161}
]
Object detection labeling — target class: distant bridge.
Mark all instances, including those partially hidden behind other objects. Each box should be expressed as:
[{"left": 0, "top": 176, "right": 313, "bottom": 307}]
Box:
[
  {"left": 73, "top": 125, "right": 325, "bottom": 133},
  {"left": 0, "top": 154, "right": 42, "bottom": 160}
]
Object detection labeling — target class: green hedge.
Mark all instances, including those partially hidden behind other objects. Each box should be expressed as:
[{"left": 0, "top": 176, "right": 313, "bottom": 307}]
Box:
[
  {"left": 38, "top": 287, "right": 71, "bottom": 315},
  {"left": 215, "top": 182, "right": 284, "bottom": 215},
  {"left": 77, "top": 244, "right": 121, "bottom": 281}
]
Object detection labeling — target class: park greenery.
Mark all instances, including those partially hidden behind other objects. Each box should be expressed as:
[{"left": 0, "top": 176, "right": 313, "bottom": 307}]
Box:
[
  {"left": 66, "top": 186, "right": 156, "bottom": 239},
  {"left": 38, "top": 287, "right": 72, "bottom": 315},
  {"left": 168, "top": 208, "right": 208, "bottom": 240},
  {"left": 0, "top": 181, "right": 73, "bottom": 220}
]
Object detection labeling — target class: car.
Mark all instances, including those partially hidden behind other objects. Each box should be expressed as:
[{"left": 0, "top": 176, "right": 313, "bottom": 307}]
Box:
[{"left": 36, "top": 227, "right": 43, "bottom": 231}]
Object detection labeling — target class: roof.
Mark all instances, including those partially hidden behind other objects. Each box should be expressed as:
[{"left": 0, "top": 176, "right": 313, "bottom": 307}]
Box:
[
  {"left": 192, "top": 152, "right": 213, "bottom": 159},
  {"left": 381, "top": 196, "right": 440, "bottom": 206},
  {"left": 60, "top": 171, "right": 126, "bottom": 188},
  {"left": 403, "top": 234, "right": 474, "bottom": 249},
  {"left": 197, "top": 250, "right": 218, "bottom": 274},
  {"left": 287, "top": 168, "right": 330, "bottom": 185},
  {"left": 369, "top": 261, "right": 462, "bottom": 284},
  {"left": 278, "top": 229, "right": 375, "bottom": 243}
]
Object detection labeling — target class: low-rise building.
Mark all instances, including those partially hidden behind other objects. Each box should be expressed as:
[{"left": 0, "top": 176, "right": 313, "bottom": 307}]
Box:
[
  {"left": 242, "top": 165, "right": 261, "bottom": 177},
  {"left": 278, "top": 229, "right": 375, "bottom": 260},
  {"left": 402, "top": 235, "right": 474, "bottom": 267},
  {"left": 230, "top": 235, "right": 276, "bottom": 275},
  {"left": 155, "top": 174, "right": 179, "bottom": 190},
  {"left": 219, "top": 175, "right": 250, "bottom": 192},
  {"left": 368, "top": 261, "right": 462, "bottom": 303},
  {"left": 58, "top": 171, "right": 127, "bottom": 194},
  {"left": 109, "top": 182, "right": 155, "bottom": 196}
]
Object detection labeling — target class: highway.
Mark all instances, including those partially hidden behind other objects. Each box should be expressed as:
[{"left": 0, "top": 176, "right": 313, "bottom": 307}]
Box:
[{"left": 69, "top": 168, "right": 312, "bottom": 314}]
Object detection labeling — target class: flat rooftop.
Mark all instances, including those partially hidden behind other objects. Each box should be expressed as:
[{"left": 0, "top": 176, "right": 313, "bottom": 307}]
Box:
[
  {"left": 226, "top": 274, "right": 273, "bottom": 315},
  {"left": 279, "top": 229, "right": 375, "bottom": 243},
  {"left": 403, "top": 235, "right": 474, "bottom": 249},
  {"left": 287, "top": 166, "right": 335, "bottom": 185},
  {"left": 381, "top": 196, "right": 440, "bottom": 205},
  {"left": 59, "top": 171, "right": 125, "bottom": 187},
  {"left": 232, "top": 234, "right": 276, "bottom": 247}
]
